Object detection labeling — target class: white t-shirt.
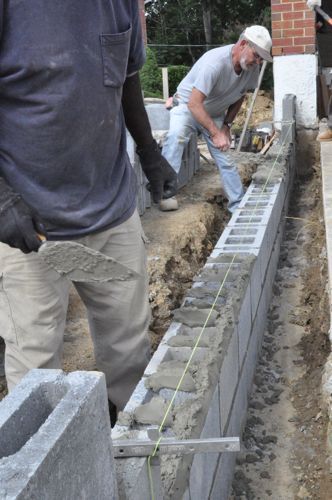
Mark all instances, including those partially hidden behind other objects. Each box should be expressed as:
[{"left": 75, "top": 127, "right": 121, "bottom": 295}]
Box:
[{"left": 177, "top": 45, "right": 259, "bottom": 118}]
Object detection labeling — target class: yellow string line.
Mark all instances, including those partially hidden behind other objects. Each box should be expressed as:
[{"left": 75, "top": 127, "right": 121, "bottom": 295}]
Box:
[
  {"left": 285, "top": 216, "right": 320, "bottom": 226},
  {"left": 147, "top": 122, "right": 294, "bottom": 499}
]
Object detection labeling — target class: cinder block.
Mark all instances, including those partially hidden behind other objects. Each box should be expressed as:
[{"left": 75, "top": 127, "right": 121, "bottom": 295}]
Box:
[
  {"left": 189, "top": 387, "right": 221, "bottom": 500},
  {"left": 219, "top": 327, "right": 240, "bottom": 433},
  {"left": 249, "top": 256, "right": 263, "bottom": 320},
  {"left": 239, "top": 314, "right": 262, "bottom": 399},
  {"left": 281, "top": 94, "right": 296, "bottom": 143},
  {"left": 218, "top": 225, "right": 266, "bottom": 249},
  {"left": 183, "top": 488, "right": 191, "bottom": 500},
  {"left": 237, "top": 282, "right": 252, "bottom": 368},
  {"left": 0, "top": 369, "right": 117, "bottom": 500},
  {"left": 116, "top": 455, "right": 163, "bottom": 500},
  {"left": 208, "top": 447, "right": 237, "bottom": 500},
  {"left": 145, "top": 103, "right": 170, "bottom": 130},
  {"left": 229, "top": 205, "right": 273, "bottom": 227}
]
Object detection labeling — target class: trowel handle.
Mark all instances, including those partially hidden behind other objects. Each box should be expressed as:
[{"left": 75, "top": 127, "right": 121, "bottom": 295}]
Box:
[{"left": 37, "top": 233, "right": 47, "bottom": 242}]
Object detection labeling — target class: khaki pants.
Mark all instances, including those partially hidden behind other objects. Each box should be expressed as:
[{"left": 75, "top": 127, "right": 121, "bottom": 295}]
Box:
[{"left": 0, "top": 210, "right": 151, "bottom": 410}]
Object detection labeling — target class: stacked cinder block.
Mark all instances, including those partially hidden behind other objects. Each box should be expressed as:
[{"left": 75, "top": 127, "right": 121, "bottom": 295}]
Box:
[
  {"left": 0, "top": 370, "right": 117, "bottom": 500},
  {"left": 114, "top": 110, "right": 296, "bottom": 498},
  {"left": 126, "top": 103, "right": 200, "bottom": 215}
]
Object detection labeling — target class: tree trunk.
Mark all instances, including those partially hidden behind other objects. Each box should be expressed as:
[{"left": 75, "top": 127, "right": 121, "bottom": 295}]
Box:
[{"left": 202, "top": 0, "right": 212, "bottom": 47}]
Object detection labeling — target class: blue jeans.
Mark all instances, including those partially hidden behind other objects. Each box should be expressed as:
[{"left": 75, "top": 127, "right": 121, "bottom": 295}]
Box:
[{"left": 162, "top": 104, "right": 244, "bottom": 212}]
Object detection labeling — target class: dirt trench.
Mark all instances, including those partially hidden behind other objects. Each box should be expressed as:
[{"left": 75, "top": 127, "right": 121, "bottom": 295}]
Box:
[{"left": 230, "top": 144, "right": 332, "bottom": 499}]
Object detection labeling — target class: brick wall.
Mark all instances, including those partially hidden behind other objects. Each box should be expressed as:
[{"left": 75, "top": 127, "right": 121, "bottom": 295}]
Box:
[
  {"left": 271, "top": 0, "right": 316, "bottom": 55},
  {"left": 138, "top": 0, "right": 147, "bottom": 45}
]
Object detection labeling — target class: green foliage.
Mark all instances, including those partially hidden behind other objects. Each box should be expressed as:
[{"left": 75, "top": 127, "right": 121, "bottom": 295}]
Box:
[
  {"left": 167, "top": 65, "right": 190, "bottom": 95},
  {"left": 144, "top": 1, "right": 273, "bottom": 92},
  {"left": 146, "top": 0, "right": 272, "bottom": 89},
  {"left": 139, "top": 47, "right": 162, "bottom": 98}
]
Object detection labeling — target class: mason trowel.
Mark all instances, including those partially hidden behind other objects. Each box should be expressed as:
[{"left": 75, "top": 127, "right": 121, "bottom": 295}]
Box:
[{"left": 37, "top": 235, "right": 139, "bottom": 283}]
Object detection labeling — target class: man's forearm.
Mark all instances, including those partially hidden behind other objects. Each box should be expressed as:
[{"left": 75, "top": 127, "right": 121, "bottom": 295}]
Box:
[
  {"left": 122, "top": 72, "right": 154, "bottom": 147},
  {"left": 224, "top": 96, "right": 245, "bottom": 124},
  {"left": 187, "top": 100, "right": 220, "bottom": 137}
]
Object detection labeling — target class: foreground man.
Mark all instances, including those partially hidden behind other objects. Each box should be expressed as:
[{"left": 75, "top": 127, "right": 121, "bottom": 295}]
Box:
[
  {"left": 0, "top": 0, "right": 176, "bottom": 420},
  {"left": 162, "top": 26, "right": 272, "bottom": 212}
]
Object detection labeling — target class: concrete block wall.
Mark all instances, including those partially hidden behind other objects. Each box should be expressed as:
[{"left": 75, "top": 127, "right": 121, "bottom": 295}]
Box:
[
  {"left": 126, "top": 103, "right": 200, "bottom": 215},
  {"left": 0, "top": 370, "right": 117, "bottom": 500},
  {"left": 114, "top": 129, "right": 296, "bottom": 499}
]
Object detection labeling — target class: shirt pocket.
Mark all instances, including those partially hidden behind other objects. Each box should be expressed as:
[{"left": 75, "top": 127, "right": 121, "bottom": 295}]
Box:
[{"left": 100, "top": 26, "right": 132, "bottom": 87}]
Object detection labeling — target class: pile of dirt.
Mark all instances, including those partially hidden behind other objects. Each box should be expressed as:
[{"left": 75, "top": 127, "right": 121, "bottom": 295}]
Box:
[{"left": 234, "top": 90, "right": 274, "bottom": 130}]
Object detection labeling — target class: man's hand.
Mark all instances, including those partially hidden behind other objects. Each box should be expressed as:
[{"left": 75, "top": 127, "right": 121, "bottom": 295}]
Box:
[
  {"left": 137, "top": 140, "right": 178, "bottom": 203},
  {"left": 307, "top": 0, "right": 321, "bottom": 11},
  {"left": 0, "top": 177, "right": 46, "bottom": 253},
  {"left": 211, "top": 126, "right": 231, "bottom": 152}
]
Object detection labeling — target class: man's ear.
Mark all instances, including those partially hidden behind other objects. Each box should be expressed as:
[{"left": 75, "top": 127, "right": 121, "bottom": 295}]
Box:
[{"left": 239, "top": 39, "right": 248, "bottom": 50}]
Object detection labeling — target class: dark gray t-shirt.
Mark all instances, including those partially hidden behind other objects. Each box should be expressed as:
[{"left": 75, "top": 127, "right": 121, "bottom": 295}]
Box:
[
  {"left": 177, "top": 45, "right": 259, "bottom": 118},
  {"left": 0, "top": 0, "right": 145, "bottom": 238}
]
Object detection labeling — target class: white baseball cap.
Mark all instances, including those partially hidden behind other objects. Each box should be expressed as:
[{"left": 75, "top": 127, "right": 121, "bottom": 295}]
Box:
[{"left": 242, "top": 25, "right": 273, "bottom": 62}]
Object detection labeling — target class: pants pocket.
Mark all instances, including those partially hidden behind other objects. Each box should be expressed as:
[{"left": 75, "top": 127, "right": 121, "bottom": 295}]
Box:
[
  {"left": 100, "top": 27, "right": 132, "bottom": 87},
  {"left": 0, "top": 273, "right": 17, "bottom": 345}
]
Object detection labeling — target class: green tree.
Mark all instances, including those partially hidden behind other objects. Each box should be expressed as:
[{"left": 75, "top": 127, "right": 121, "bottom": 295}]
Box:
[
  {"left": 140, "top": 46, "right": 163, "bottom": 97},
  {"left": 146, "top": 0, "right": 271, "bottom": 66}
]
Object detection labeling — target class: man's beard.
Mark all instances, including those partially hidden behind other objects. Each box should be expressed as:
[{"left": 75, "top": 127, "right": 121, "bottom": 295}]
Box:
[{"left": 240, "top": 56, "right": 249, "bottom": 71}]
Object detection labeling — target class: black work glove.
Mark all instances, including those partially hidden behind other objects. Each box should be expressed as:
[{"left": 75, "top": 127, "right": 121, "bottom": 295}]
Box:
[
  {"left": 0, "top": 177, "right": 47, "bottom": 253},
  {"left": 136, "top": 140, "right": 178, "bottom": 203}
]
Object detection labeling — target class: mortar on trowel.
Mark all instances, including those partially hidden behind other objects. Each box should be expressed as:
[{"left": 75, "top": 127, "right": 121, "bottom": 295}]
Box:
[{"left": 37, "top": 235, "right": 139, "bottom": 282}]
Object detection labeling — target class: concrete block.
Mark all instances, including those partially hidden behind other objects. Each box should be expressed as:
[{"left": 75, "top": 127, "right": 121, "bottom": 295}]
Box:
[
  {"left": 0, "top": 369, "right": 117, "bottom": 500},
  {"left": 249, "top": 256, "right": 263, "bottom": 320},
  {"left": 218, "top": 225, "right": 264, "bottom": 247},
  {"left": 219, "top": 327, "right": 240, "bottom": 433},
  {"left": 178, "top": 159, "right": 190, "bottom": 189},
  {"left": 208, "top": 446, "right": 237, "bottom": 500},
  {"left": 183, "top": 489, "right": 191, "bottom": 500},
  {"left": 120, "top": 378, "right": 148, "bottom": 416},
  {"left": 189, "top": 387, "right": 221, "bottom": 500},
  {"left": 281, "top": 94, "right": 296, "bottom": 144},
  {"left": 237, "top": 282, "right": 252, "bottom": 368},
  {"left": 116, "top": 456, "right": 162, "bottom": 500},
  {"left": 225, "top": 362, "right": 248, "bottom": 439},
  {"left": 145, "top": 103, "right": 170, "bottom": 130},
  {"left": 239, "top": 314, "right": 262, "bottom": 399},
  {"left": 229, "top": 205, "right": 273, "bottom": 227}
]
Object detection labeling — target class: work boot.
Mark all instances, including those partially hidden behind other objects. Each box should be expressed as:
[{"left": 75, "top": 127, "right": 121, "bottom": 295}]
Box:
[
  {"left": 108, "top": 400, "right": 118, "bottom": 428},
  {"left": 317, "top": 128, "right": 332, "bottom": 142},
  {"left": 159, "top": 197, "right": 179, "bottom": 211}
]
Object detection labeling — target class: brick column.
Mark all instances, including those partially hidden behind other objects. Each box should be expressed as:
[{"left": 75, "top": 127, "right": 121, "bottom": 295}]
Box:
[
  {"left": 138, "top": 0, "right": 147, "bottom": 45},
  {"left": 271, "top": 0, "right": 316, "bottom": 55}
]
